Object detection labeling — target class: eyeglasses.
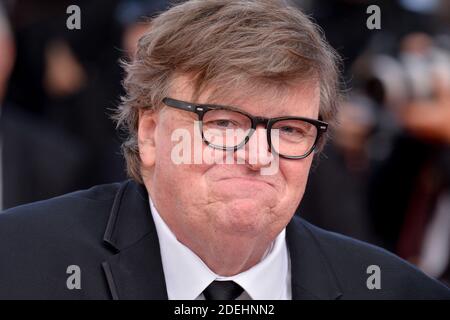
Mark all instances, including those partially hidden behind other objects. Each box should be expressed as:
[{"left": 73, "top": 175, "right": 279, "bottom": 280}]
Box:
[{"left": 162, "top": 97, "right": 328, "bottom": 159}]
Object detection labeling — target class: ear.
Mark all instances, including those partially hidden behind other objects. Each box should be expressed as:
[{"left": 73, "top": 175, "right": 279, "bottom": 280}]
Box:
[{"left": 138, "top": 109, "right": 158, "bottom": 168}]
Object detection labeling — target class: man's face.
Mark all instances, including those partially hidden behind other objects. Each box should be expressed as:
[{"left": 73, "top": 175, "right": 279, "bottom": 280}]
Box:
[{"left": 139, "top": 75, "right": 320, "bottom": 245}]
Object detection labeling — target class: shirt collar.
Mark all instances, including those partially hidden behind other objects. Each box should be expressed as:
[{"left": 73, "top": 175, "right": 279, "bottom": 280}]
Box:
[{"left": 149, "top": 197, "right": 290, "bottom": 300}]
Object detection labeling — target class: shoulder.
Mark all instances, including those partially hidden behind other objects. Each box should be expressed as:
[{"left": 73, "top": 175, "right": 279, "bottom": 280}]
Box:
[
  {"left": 291, "top": 217, "right": 450, "bottom": 299},
  {"left": 0, "top": 182, "right": 122, "bottom": 236},
  {"left": 0, "top": 181, "right": 124, "bottom": 299}
]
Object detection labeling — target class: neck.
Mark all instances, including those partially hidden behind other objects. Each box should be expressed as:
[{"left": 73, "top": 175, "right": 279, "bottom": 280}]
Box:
[{"left": 177, "top": 230, "right": 273, "bottom": 276}]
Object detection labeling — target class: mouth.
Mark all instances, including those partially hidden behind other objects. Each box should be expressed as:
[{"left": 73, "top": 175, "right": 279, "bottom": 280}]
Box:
[{"left": 218, "top": 177, "right": 275, "bottom": 189}]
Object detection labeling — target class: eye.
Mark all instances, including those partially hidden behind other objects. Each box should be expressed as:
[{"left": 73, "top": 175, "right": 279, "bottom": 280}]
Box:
[
  {"left": 279, "top": 126, "right": 305, "bottom": 136},
  {"left": 211, "top": 119, "right": 238, "bottom": 128},
  {"left": 203, "top": 109, "right": 251, "bottom": 131}
]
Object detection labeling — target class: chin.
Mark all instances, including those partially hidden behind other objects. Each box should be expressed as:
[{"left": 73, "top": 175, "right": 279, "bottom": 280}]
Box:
[{"left": 214, "top": 200, "right": 268, "bottom": 236}]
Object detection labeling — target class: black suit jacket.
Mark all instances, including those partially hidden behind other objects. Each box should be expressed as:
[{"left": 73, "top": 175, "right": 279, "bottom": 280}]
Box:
[{"left": 0, "top": 180, "right": 449, "bottom": 299}]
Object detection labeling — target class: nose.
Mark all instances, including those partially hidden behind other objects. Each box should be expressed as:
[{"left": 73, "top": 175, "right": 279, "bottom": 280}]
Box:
[{"left": 235, "top": 126, "right": 275, "bottom": 170}]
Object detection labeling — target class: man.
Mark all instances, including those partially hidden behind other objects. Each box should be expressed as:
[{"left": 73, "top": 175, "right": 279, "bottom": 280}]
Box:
[{"left": 0, "top": 0, "right": 449, "bottom": 300}]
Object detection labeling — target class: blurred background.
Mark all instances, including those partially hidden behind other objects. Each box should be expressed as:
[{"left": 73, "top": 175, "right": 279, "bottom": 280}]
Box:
[{"left": 0, "top": 0, "right": 449, "bottom": 285}]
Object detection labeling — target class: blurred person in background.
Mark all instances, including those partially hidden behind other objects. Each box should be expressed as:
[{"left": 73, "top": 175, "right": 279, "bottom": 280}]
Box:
[
  {"left": 2, "top": 0, "right": 129, "bottom": 209},
  {"left": 116, "top": 0, "right": 170, "bottom": 58},
  {"left": 0, "top": 2, "right": 14, "bottom": 104},
  {"left": 333, "top": 2, "right": 450, "bottom": 283},
  {"left": 368, "top": 32, "right": 450, "bottom": 285},
  {"left": 294, "top": 0, "right": 438, "bottom": 244},
  {"left": 293, "top": 0, "right": 450, "bottom": 284},
  {"left": 1, "top": 0, "right": 178, "bottom": 209},
  {"left": 0, "top": 1, "right": 91, "bottom": 210}
]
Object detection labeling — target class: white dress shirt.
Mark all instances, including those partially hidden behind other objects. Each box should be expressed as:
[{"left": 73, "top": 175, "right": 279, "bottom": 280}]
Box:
[{"left": 149, "top": 197, "right": 292, "bottom": 300}]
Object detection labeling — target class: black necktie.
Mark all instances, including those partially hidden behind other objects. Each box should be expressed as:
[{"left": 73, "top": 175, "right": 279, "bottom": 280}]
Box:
[{"left": 203, "top": 281, "right": 244, "bottom": 300}]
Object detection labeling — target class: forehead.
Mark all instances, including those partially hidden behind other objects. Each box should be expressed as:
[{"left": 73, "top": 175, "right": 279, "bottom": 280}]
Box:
[{"left": 168, "top": 74, "right": 320, "bottom": 118}]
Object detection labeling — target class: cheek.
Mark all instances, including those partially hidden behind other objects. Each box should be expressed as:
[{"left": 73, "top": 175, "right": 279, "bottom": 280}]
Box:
[
  {"left": 152, "top": 124, "right": 213, "bottom": 193},
  {"left": 280, "top": 156, "right": 314, "bottom": 202}
]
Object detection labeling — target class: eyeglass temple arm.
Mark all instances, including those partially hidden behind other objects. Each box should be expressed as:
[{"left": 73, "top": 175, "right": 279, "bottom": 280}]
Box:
[{"left": 163, "top": 97, "right": 197, "bottom": 112}]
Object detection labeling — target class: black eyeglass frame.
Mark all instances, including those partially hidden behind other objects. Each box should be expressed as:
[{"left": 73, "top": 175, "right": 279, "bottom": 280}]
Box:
[{"left": 162, "top": 97, "right": 328, "bottom": 159}]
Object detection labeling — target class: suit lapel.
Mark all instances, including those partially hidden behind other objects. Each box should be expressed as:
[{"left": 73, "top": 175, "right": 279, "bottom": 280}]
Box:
[
  {"left": 286, "top": 217, "right": 343, "bottom": 300},
  {"left": 102, "top": 180, "right": 168, "bottom": 300}
]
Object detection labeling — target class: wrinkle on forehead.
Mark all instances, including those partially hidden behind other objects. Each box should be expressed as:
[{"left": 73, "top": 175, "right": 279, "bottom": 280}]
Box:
[{"left": 169, "top": 73, "right": 320, "bottom": 117}]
